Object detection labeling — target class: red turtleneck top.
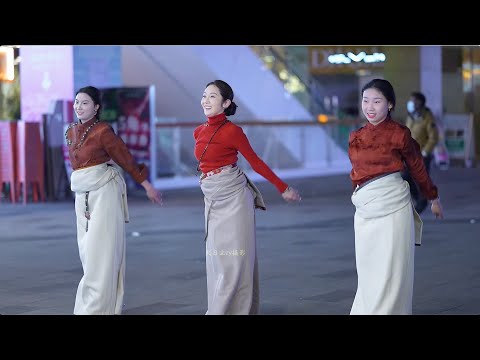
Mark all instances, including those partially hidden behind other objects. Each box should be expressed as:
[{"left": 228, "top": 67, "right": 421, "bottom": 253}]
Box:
[{"left": 193, "top": 113, "right": 288, "bottom": 193}]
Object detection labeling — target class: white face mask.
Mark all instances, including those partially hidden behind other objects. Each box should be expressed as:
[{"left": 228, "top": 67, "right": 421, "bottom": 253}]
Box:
[{"left": 407, "top": 100, "right": 415, "bottom": 113}]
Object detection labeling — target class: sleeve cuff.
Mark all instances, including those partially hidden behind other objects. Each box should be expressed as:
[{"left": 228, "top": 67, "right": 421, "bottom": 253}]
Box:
[{"left": 132, "top": 163, "right": 149, "bottom": 183}]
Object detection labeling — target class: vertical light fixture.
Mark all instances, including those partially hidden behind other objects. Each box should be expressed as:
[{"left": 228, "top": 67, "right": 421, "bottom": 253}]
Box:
[{"left": 0, "top": 46, "right": 15, "bottom": 81}]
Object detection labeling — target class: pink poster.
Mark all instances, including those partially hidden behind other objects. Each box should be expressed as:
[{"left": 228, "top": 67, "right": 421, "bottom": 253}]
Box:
[{"left": 20, "top": 46, "right": 74, "bottom": 122}]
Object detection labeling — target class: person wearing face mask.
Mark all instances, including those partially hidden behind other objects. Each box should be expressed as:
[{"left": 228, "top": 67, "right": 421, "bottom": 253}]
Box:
[
  {"left": 66, "top": 86, "right": 162, "bottom": 315},
  {"left": 403, "top": 92, "right": 439, "bottom": 214},
  {"left": 194, "top": 80, "right": 301, "bottom": 315},
  {"left": 348, "top": 79, "right": 444, "bottom": 315}
]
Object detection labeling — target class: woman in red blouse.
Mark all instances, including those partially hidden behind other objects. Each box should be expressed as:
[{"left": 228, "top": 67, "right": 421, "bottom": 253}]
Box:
[
  {"left": 348, "top": 79, "right": 443, "bottom": 315},
  {"left": 66, "top": 86, "right": 161, "bottom": 315},
  {"left": 194, "top": 80, "right": 301, "bottom": 315}
]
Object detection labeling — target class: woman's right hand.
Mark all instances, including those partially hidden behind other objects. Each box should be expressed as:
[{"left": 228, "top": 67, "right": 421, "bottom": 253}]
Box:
[
  {"left": 431, "top": 198, "right": 443, "bottom": 219},
  {"left": 146, "top": 187, "right": 162, "bottom": 205},
  {"left": 282, "top": 186, "right": 301, "bottom": 203}
]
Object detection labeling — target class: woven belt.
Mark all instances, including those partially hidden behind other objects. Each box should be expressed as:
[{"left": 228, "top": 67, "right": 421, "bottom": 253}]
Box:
[
  {"left": 356, "top": 171, "right": 399, "bottom": 191},
  {"left": 200, "top": 163, "right": 237, "bottom": 181}
]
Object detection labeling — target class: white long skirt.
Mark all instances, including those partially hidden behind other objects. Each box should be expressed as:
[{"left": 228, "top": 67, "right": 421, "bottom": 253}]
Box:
[
  {"left": 71, "top": 163, "right": 128, "bottom": 315},
  {"left": 350, "top": 172, "right": 422, "bottom": 315}
]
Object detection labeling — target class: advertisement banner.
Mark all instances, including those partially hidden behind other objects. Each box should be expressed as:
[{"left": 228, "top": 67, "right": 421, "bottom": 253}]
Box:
[
  {"left": 20, "top": 46, "right": 74, "bottom": 122},
  {"left": 100, "top": 86, "right": 155, "bottom": 186}
]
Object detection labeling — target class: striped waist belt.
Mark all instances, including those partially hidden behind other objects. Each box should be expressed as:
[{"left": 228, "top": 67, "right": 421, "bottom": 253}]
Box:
[{"left": 200, "top": 163, "right": 237, "bottom": 181}]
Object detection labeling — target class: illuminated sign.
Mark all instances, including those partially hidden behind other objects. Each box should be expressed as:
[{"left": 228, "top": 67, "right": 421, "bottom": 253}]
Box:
[
  {"left": 328, "top": 52, "right": 386, "bottom": 64},
  {"left": 309, "top": 47, "right": 386, "bottom": 74}
]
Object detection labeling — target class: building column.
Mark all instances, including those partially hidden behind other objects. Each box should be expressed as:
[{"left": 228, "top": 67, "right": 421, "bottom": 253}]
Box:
[{"left": 420, "top": 46, "right": 443, "bottom": 122}]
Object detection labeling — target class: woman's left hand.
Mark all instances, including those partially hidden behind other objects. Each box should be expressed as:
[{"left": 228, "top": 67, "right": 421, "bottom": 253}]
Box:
[
  {"left": 431, "top": 198, "right": 443, "bottom": 219},
  {"left": 282, "top": 186, "right": 301, "bottom": 203}
]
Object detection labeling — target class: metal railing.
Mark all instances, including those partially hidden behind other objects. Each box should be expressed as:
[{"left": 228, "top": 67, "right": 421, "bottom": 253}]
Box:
[{"left": 153, "top": 119, "right": 364, "bottom": 181}]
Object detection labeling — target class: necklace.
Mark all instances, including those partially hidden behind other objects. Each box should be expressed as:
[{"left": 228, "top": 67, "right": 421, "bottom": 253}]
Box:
[
  {"left": 65, "top": 119, "right": 100, "bottom": 148},
  {"left": 196, "top": 119, "right": 229, "bottom": 173}
]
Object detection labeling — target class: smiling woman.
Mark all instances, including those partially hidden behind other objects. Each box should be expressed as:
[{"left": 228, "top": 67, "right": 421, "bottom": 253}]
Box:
[
  {"left": 65, "top": 85, "right": 162, "bottom": 315},
  {"left": 348, "top": 78, "right": 444, "bottom": 315},
  {"left": 193, "top": 79, "right": 301, "bottom": 315}
]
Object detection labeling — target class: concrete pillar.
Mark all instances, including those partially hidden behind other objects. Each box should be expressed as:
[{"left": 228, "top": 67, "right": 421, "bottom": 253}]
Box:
[{"left": 420, "top": 46, "right": 443, "bottom": 122}]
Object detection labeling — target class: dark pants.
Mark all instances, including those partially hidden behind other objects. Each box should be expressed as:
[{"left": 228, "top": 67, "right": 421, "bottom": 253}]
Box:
[{"left": 402, "top": 154, "right": 432, "bottom": 214}]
